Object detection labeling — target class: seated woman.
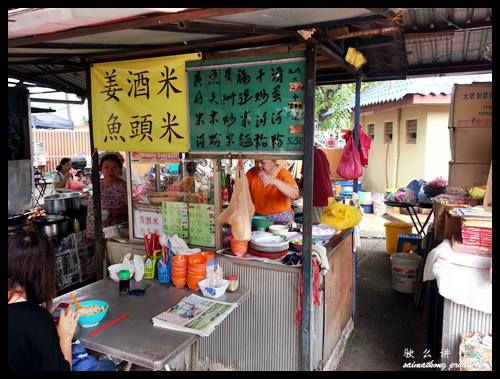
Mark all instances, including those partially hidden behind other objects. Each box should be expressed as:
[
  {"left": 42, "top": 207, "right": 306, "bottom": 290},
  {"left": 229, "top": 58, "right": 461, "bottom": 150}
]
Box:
[
  {"left": 246, "top": 159, "right": 299, "bottom": 224},
  {"left": 8, "top": 229, "right": 79, "bottom": 371},
  {"left": 85, "top": 153, "right": 128, "bottom": 240},
  {"left": 52, "top": 158, "right": 73, "bottom": 193}
]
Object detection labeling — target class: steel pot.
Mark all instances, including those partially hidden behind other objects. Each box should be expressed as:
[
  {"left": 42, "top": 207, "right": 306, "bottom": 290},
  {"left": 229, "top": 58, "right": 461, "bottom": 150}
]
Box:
[
  {"left": 33, "top": 215, "right": 71, "bottom": 238},
  {"left": 44, "top": 192, "right": 81, "bottom": 215}
]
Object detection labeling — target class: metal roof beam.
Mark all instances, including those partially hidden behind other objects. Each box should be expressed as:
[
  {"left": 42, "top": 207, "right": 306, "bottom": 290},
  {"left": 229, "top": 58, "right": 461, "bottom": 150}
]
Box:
[
  {"left": 8, "top": 8, "right": 264, "bottom": 47},
  {"left": 8, "top": 69, "right": 86, "bottom": 97}
]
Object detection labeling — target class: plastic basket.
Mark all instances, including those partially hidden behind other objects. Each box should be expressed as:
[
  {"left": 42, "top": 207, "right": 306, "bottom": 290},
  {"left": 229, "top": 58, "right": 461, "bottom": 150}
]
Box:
[
  {"left": 143, "top": 249, "right": 162, "bottom": 279},
  {"left": 157, "top": 249, "right": 173, "bottom": 284}
]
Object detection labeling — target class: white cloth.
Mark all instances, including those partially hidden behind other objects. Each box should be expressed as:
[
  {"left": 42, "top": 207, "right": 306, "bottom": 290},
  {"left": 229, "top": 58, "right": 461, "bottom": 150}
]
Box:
[
  {"left": 353, "top": 225, "right": 361, "bottom": 251},
  {"left": 168, "top": 234, "right": 201, "bottom": 255},
  {"left": 423, "top": 239, "right": 492, "bottom": 314},
  {"left": 312, "top": 244, "right": 330, "bottom": 275}
]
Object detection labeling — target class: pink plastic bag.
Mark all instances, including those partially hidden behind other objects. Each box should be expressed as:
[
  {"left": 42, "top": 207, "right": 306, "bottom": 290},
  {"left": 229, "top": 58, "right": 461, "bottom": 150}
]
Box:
[{"left": 336, "top": 134, "right": 363, "bottom": 180}]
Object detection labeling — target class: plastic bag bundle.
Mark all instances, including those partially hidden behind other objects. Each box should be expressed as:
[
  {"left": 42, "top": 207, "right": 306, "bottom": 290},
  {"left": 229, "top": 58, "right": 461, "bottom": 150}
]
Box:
[
  {"left": 207, "top": 264, "right": 224, "bottom": 288},
  {"left": 217, "top": 165, "right": 255, "bottom": 240},
  {"left": 320, "top": 198, "right": 363, "bottom": 230}
]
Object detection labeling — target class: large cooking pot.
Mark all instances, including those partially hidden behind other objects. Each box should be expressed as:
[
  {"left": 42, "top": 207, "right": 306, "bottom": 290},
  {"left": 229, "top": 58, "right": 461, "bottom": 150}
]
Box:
[
  {"left": 33, "top": 215, "right": 71, "bottom": 238},
  {"left": 44, "top": 192, "right": 81, "bottom": 214}
]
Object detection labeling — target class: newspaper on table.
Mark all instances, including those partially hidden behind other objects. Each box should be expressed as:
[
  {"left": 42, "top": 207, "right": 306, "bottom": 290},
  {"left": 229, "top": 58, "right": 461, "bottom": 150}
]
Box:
[{"left": 152, "top": 294, "right": 237, "bottom": 337}]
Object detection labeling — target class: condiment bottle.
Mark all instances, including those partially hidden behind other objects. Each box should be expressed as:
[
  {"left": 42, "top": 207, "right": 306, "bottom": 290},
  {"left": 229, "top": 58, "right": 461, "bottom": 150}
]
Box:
[
  {"left": 226, "top": 274, "right": 239, "bottom": 292},
  {"left": 73, "top": 218, "right": 80, "bottom": 233},
  {"left": 118, "top": 270, "right": 130, "bottom": 294}
]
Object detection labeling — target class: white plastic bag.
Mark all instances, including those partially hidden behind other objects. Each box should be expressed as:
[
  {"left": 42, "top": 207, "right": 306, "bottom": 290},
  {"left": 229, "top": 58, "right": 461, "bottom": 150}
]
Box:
[
  {"left": 133, "top": 254, "right": 144, "bottom": 282},
  {"left": 108, "top": 253, "right": 135, "bottom": 281}
]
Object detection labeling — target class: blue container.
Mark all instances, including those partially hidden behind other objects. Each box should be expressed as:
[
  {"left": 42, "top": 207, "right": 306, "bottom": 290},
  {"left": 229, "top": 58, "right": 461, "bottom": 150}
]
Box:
[
  {"left": 360, "top": 204, "right": 373, "bottom": 214},
  {"left": 72, "top": 300, "right": 109, "bottom": 328},
  {"left": 335, "top": 180, "right": 362, "bottom": 196},
  {"left": 157, "top": 249, "right": 173, "bottom": 285}
]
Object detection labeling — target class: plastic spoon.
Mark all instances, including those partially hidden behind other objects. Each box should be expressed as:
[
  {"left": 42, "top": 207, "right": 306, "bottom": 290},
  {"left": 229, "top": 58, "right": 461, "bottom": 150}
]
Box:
[{"left": 70, "top": 292, "right": 83, "bottom": 310}]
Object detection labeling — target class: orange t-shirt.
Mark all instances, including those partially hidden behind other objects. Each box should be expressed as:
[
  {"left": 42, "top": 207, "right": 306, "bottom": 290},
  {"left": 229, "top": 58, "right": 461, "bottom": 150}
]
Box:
[{"left": 246, "top": 167, "right": 297, "bottom": 215}]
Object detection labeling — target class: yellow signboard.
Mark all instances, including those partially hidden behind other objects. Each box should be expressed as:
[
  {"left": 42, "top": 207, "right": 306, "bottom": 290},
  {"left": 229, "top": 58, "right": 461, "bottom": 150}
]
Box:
[{"left": 91, "top": 53, "right": 201, "bottom": 153}]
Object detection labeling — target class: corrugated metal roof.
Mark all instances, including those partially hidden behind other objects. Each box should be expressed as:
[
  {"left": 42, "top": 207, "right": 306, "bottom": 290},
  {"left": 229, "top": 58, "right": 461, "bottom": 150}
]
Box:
[{"left": 346, "top": 73, "right": 492, "bottom": 108}]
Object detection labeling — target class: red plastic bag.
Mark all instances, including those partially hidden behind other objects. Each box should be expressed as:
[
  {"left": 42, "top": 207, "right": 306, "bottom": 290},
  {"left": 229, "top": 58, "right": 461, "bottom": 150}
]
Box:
[
  {"left": 341, "top": 127, "right": 371, "bottom": 167},
  {"left": 336, "top": 134, "right": 363, "bottom": 180}
]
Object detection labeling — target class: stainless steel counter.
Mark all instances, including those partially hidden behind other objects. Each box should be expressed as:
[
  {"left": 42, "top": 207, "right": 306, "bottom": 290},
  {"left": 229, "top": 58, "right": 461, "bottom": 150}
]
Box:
[{"left": 53, "top": 278, "right": 249, "bottom": 370}]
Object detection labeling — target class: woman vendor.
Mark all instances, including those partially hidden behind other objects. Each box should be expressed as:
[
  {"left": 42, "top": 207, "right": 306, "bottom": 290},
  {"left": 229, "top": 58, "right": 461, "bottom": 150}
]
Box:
[
  {"left": 246, "top": 160, "right": 299, "bottom": 224},
  {"left": 85, "top": 153, "right": 128, "bottom": 240},
  {"left": 52, "top": 158, "right": 73, "bottom": 192}
]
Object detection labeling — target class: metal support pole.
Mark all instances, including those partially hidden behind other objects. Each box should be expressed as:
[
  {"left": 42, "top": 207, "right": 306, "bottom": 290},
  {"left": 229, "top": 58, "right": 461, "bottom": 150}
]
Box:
[
  {"left": 352, "top": 72, "right": 362, "bottom": 194},
  {"left": 301, "top": 43, "right": 316, "bottom": 372},
  {"left": 86, "top": 65, "right": 104, "bottom": 280}
]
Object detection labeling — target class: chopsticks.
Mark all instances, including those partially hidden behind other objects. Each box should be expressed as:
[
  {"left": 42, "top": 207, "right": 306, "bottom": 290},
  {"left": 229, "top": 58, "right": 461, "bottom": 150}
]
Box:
[
  {"left": 144, "top": 231, "right": 161, "bottom": 259},
  {"left": 88, "top": 312, "right": 129, "bottom": 338}
]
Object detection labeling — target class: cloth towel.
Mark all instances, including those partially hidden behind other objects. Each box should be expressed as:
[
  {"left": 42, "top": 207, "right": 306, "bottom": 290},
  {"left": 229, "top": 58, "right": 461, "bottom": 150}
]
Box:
[
  {"left": 311, "top": 244, "right": 329, "bottom": 275},
  {"left": 423, "top": 239, "right": 491, "bottom": 314}
]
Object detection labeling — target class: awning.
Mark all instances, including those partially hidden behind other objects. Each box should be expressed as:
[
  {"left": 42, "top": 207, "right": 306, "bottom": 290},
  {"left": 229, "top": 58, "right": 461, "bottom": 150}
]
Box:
[{"left": 31, "top": 112, "right": 74, "bottom": 130}]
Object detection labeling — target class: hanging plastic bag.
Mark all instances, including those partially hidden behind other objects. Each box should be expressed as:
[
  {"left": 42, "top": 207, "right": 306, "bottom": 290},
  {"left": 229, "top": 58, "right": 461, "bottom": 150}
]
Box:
[
  {"left": 320, "top": 198, "right": 363, "bottom": 230},
  {"left": 217, "top": 164, "right": 255, "bottom": 241},
  {"left": 336, "top": 133, "right": 363, "bottom": 180},
  {"left": 340, "top": 127, "right": 372, "bottom": 167}
]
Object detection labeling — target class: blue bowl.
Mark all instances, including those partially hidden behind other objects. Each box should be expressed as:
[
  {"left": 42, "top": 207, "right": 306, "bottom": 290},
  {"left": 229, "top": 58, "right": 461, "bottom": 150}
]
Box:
[{"left": 72, "top": 300, "right": 109, "bottom": 328}]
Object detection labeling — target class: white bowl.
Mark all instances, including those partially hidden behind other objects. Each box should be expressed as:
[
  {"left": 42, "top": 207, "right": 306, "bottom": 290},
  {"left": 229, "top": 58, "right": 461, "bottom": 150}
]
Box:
[
  {"left": 268, "top": 224, "right": 289, "bottom": 235},
  {"left": 198, "top": 278, "right": 229, "bottom": 299}
]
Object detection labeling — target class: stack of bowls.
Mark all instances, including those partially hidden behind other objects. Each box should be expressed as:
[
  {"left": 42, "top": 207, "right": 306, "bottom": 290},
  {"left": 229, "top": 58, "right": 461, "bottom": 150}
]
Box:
[
  {"left": 187, "top": 253, "right": 207, "bottom": 291},
  {"left": 171, "top": 255, "right": 188, "bottom": 288}
]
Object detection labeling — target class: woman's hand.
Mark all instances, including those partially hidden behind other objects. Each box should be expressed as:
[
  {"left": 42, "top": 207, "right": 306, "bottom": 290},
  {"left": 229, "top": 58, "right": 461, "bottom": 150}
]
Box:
[
  {"left": 57, "top": 306, "right": 79, "bottom": 342},
  {"left": 257, "top": 170, "right": 276, "bottom": 186}
]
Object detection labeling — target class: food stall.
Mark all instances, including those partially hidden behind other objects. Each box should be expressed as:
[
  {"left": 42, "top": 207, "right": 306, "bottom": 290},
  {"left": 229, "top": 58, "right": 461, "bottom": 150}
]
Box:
[{"left": 92, "top": 50, "right": 355, "bottom": 371}]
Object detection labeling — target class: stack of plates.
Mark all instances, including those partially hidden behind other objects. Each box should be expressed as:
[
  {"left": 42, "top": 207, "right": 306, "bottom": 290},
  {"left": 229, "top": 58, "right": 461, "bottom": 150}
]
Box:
[
  {"left": 248, "top": 247, "right": 288, "bottom": 260},
  {"left": 250, "top": 232, "right": 289, "bottom": 252}
]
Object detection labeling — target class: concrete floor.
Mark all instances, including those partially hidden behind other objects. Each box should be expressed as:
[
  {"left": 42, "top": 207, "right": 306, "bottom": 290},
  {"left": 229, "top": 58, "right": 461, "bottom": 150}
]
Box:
[{"left": 337, "top": 236, "right": 427, "bottom": 371}]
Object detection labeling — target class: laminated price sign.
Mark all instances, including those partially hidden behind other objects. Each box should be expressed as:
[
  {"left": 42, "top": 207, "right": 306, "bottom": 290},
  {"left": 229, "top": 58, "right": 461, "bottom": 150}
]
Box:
[{"left": 91, "top": 53, "right": 201, "bottom": 152}]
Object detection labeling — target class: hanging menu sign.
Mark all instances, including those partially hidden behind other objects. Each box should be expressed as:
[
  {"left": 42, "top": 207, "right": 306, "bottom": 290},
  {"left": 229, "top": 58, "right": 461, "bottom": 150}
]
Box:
[
  {"left": 187, "top": 53, "right": 305, "bottom": 155},
  {"left": 188, "top": 204, "right": 216, "bottom": 248},
  {"left": 162, "top": 201, "right": 189, "bottom": 240}
]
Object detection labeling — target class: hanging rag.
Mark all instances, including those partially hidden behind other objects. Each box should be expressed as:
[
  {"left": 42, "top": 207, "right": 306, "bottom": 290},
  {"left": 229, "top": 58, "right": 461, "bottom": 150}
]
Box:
[
  {"left": 311, "top": 244, "right": 330, "bottom": 275},
  {"left": 295, "top": 257, "right": 322, "bottom": 327}
]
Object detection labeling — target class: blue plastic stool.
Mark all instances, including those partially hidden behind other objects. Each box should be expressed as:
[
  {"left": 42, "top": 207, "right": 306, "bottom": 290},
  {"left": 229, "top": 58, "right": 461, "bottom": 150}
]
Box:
[{"left": 396, "top": 233, "right": 423, "bottom": 254}]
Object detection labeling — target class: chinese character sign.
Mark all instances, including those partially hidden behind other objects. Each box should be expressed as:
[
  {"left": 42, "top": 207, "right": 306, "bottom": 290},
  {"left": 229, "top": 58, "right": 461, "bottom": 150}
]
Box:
[
  {"left": 91, "top": 53, "right": 201, "bottom": 152},
  {"left": 133, "top": 209, "right": 164, "bottom": 238},
  {"left": 187, "top": 54, "right": 305, "bottom": 154},
  {"left": 188, "top": 204, "right": 215, "bottom": 247}
]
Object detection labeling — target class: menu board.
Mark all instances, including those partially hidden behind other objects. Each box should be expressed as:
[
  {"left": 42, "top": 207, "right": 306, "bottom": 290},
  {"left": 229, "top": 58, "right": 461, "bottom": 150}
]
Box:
[
  {"left": 162, "top": 201, "right": 189, "bottom": 240},
  {"left": 187, "top": 53, "right": 305, "bottom": 155},
  {"left": 188, "top": 204, "right": 216, "bottom": 248}
]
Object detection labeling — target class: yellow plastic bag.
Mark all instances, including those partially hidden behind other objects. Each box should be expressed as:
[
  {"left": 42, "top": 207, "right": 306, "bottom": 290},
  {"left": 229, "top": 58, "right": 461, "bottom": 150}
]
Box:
[
  {"left": 217, "top": 165, "right": 255, "bottom": 241},
  {"left": 320, "top": 198, "right": 363, "bottom": 230}
]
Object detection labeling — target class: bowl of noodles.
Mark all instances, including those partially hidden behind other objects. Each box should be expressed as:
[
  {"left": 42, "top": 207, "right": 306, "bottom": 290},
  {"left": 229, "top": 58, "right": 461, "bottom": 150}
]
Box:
[{"left": 72, "top": 300, "right": 109, "bottom": 328}]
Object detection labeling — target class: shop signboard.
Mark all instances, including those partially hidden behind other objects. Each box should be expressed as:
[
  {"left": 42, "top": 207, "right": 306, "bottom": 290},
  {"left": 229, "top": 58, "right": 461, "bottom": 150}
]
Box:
[
  {"left": 133, "top": 209, "right": 163, "bottom": 238},
  {"left": 91, "top": 53, "right": 201, "bottom": 153},
  {"left": 130, "top": 151, "right": 179, "bottom": 164},
  {"left": 187, "top": 53, "right": 305, "bottom": 155}
]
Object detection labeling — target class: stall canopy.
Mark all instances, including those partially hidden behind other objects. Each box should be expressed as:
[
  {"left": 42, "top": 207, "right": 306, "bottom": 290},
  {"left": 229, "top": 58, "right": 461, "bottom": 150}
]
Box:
[
  {"left": 31, "top": 112, "right": 74, "bottom": 130},
  {"left": 8, "top": 8, "right": 492, "bottom": 98}
]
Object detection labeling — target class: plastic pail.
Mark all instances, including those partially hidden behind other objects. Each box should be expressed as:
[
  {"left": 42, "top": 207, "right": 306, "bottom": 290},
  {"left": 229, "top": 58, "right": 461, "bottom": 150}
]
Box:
[
  {"left": 384, "top": 221, "right": 413, "bottom": 255},
  {"left": 390, "top": 253, "right": 422, "bottom": 294}
]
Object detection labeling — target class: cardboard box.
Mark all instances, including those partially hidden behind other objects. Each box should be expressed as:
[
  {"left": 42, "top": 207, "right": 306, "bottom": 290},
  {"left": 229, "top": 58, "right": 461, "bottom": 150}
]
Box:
[
  {"left": 448, "top": 162, "right": 490, "bottom": 187},
  {"left": 449, "top": 127, "right": 492, "bottom": 163},
  {"left": 449, "top": 82, "right": 492, "bottom": 128},
  {"left": 444, "top": 212, "right": 462, "bottom": 241}
]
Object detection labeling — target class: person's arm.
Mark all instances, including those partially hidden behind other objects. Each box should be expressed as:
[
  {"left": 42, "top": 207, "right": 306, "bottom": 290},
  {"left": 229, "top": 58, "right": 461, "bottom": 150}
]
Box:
[
  {"left": 272, "top": 176, "right": 299, "bottom": 199},
  {"left": 53, "top": 173, "right": 66, "bottom": 189},
  {"left": 56, "top": 306, "right": 79, "bottom": 369}
]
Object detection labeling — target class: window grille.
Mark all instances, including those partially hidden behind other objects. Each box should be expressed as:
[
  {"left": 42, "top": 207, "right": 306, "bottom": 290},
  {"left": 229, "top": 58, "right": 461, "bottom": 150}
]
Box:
[{"left": 406, "top": 120, "right": 417, "bottom": 144}]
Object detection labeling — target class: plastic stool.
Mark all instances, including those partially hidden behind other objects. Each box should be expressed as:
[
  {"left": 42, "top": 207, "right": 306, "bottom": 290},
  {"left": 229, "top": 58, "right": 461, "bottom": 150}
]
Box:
[{"left": 397, "top": 233, "right": 423, "bottom": 254}]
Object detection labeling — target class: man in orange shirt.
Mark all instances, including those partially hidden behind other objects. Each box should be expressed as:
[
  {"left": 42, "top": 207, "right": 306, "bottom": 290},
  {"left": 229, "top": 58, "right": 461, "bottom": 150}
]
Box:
[{"left": 246, "top": 160, "right": 299, "bottom": 224}]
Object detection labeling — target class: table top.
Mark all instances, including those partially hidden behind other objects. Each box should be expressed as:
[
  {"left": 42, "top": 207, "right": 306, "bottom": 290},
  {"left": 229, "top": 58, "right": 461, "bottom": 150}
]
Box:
[
  {"left": 53, "top": 278, "right": 249, "bottom": 370},
  {"left": 384, "top": 200, "right": 433, "bottom": 209}
]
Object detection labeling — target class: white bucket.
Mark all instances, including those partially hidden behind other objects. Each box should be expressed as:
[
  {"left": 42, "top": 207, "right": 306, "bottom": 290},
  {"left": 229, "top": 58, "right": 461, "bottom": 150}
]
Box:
[{"left": 390, "top": 253, "right": 422, "bottom": 294}]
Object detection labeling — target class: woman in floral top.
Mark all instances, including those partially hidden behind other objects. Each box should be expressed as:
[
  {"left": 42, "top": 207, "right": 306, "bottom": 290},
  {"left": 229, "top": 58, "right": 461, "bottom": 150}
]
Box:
[{"left": 85, "top": 153, "right": 128, "bottom": 240}]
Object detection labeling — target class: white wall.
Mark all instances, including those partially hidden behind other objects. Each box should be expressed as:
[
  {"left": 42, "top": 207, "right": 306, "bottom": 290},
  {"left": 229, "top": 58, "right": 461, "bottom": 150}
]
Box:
[{"left": 424, "top": 106, "right": 452, "bottom": 181}]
